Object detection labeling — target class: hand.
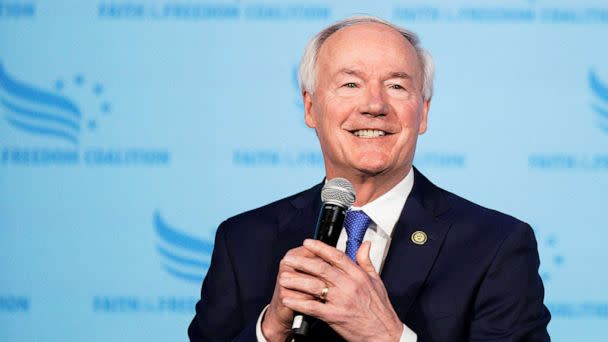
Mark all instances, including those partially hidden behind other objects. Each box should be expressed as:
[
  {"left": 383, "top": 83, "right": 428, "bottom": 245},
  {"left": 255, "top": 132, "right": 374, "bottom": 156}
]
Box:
[
  {"left": 280, "top": 239, "right": 404, "bottom": 342},
  {"left": 261, "top": 246, "right": 318, "bottom": 342}
]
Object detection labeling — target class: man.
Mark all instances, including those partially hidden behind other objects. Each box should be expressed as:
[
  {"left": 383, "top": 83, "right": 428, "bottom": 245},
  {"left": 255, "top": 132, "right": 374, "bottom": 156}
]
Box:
[{"left": 189, "top": 16, "right": 551, "bottom": 341}]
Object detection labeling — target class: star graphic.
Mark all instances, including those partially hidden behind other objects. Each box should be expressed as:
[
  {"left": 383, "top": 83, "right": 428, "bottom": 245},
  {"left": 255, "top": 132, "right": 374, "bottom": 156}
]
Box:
[
  {"left": 55, "top": 80, "right": 64, "bottom": 91},
  {"left": 74, "top": 74, "right": 85, "bottom": 86},
  {"left": 93, "top": 83, "right": 104, "bottom": 95},
  {"left": 101, "top": 102, "right": 111, "bottom": 113},
  {"left": 88, "top": 119, "right": 97, "bottom": 131}
]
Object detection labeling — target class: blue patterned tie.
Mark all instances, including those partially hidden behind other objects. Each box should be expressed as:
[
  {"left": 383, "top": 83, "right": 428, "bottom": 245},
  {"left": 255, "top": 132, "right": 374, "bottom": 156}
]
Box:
[{"left": 344, "top": 210, "right": 372, "bottom": 260}]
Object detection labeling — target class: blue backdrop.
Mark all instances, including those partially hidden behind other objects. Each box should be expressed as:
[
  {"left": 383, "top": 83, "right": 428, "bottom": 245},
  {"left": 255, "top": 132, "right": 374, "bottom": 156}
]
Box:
[{"left": 1, "top": 0, "right": 607, "bottom": 341}]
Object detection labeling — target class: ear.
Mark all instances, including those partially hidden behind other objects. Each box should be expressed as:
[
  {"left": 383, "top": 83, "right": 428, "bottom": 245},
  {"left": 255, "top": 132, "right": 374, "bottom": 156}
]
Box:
[
  {"left": 303, "top": 91, "right": 316, "bottom": 128},
  {"left": 418, "top": 99, "right": 430, "bottom": 135}
]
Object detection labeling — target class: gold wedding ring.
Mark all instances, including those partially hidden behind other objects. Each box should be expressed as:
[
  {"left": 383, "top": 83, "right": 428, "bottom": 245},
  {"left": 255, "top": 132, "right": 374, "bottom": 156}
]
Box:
[{"left": 319, "top": 287, "right": 329, "bottom": 302}]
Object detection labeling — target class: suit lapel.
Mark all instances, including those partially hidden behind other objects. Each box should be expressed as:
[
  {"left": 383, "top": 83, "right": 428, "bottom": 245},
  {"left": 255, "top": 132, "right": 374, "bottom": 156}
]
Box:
[{"left": 381, "top": 168, "right": 452, "bottom": 320}]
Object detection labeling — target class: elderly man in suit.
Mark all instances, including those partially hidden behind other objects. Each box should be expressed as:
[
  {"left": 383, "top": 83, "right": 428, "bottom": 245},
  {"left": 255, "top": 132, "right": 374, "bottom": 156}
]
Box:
[{"left": 188, "top": 15, "right": 551, "bottom": 342}]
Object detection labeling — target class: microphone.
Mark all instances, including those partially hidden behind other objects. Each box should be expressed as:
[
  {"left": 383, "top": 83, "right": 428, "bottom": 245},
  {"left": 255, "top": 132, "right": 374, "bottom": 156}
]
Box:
[{"left": 291, "top": 178, "right": 356, "bottom": 339}]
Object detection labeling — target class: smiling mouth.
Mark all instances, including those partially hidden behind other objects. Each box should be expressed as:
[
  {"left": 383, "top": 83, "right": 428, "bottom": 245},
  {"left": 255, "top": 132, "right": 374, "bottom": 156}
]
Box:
[{"left": 351, "top": 129, "right": 387, "bottom": 138}]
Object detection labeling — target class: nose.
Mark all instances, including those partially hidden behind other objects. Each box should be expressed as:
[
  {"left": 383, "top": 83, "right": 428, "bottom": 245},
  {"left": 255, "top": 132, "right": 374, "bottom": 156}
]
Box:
[{"left": 360, "top": 83, "right": 388, "bottom": 117}]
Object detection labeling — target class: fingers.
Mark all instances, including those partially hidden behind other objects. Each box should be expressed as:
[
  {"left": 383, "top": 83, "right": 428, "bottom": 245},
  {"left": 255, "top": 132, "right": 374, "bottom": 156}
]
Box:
[
  {"left": 279, "top": 270, "right": 328, "bottom": 300},
  {"left": 277, "top": 247, "right": 320, "bottom": 301},
  {"left": 283, "top": 251, "right": 344, "bottom": 285},
  {"left": 277, "top": 242, "right": 404, "bottom": 342},
  {"left": 282, "top": 245, "right": 316, "bottom": 264},
  {"left": 355, "top": 241, "right": 377, "bottom": 275},
  {"left": 264, "top": 246, "right": 320, "bottom": 336},
  {"left": 282, "top": 297, "right": 328, "bottom": 319},
  {"left": 302, "top": 239, "right": 358, "bottom": 273},
  {"left": 277, "top": 286, "right": 315, "bottom": 301},
  {"left": 279, "top": 246, "right": 317, "bottom": 274}
]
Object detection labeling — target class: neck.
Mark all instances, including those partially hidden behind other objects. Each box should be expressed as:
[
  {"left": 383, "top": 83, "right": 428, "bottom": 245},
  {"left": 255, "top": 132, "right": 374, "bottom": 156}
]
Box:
[{"left": 327, "top": 166, "right": 412, "bottom": 206}]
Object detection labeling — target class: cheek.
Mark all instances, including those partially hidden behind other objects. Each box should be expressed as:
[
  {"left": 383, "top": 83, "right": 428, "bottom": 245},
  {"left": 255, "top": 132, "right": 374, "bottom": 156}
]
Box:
[
  {"left": 324, "top": 92, "right": 358, "bottom": 112},
  {"left": 317, "top": 105, "right": 349, "bottom": 130},
  {"left": 398, "top": 102, "right": 425, "bottom": 128}
]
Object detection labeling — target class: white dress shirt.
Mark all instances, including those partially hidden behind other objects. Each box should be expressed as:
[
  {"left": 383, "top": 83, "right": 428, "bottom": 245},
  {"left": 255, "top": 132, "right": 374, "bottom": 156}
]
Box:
[{"left": 256, "top": 168, "right": 417, "bottom": 341}]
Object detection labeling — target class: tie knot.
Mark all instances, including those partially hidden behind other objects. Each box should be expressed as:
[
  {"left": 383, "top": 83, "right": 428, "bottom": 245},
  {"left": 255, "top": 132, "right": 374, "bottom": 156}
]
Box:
[{"left": 344, "top": 210, "right": 371, "bottom": 243}]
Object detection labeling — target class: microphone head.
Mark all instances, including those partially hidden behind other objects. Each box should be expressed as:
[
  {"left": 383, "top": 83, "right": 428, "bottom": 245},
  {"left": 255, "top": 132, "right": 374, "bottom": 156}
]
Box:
[{"left": 321, "top": 178, "right": 356, "bottom": 208}]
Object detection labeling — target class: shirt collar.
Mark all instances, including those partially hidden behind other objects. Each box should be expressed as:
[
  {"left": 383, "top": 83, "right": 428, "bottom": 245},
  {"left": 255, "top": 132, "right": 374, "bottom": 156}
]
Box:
[{"left": 351, "top": 167, "right": 414, "bottom": 237}]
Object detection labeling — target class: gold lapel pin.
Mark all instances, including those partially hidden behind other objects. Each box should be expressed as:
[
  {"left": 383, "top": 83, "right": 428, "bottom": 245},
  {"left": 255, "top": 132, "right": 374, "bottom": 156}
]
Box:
[{"left": 411, "top": 231, "right": 427, "bottom": 245}]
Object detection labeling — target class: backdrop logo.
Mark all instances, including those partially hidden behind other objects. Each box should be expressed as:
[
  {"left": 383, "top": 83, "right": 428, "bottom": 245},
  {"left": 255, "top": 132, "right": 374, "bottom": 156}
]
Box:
[
  {"left": 392, "top": 5, "right": 608, "bottom": 25},
  {"left": 99, "top": 2, "right": 329, "bottom": 21},
  {"left": 0, "top": 62, "right": 170, "bottom": 166},
  {"left": 535, "top": 228, "right": 565, "bottom": 283},
  {"left": 0, "top": 2, "right": 35, "bottom": 18},
  {"left": 589, "top": 69, "right": 608, "bottom": 133},
  {"left": 414, "top": 152, "right": 466, "bottom": 169},
  {"left": 0, "top": 63, "right": 109, "bottom": 145},
  {"left": 0, "top": 295, "right": 29, "bottom": 312},
  {"left": 154, "top": 211, "right": 213, "bottom": 284},
  {"left": 527, "top": 70, "right": 608, "bottom": 171}
]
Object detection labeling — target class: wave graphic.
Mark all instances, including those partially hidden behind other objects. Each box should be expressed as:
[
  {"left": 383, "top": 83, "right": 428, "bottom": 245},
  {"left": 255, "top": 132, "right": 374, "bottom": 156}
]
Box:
[
  {"left": 589, "top": 69, "right": 608, "bottom": 133},
  {"left": 154, "top": 211, "right": 214, "bottom": 283},
  {"left": 0, "top": 63, "right": 81, "bottom": 144}
]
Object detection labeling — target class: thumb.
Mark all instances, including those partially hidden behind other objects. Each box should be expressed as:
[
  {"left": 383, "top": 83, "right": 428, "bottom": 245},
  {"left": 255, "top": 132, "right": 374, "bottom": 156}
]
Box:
[{"left": 356, "top": 241, "right": 376, "bottom": 274}]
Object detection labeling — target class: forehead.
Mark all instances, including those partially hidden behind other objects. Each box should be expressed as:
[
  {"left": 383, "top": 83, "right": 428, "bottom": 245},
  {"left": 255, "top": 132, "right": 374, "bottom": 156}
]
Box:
[{"left": 316, "top": 22, "right": 420, "bottom": 77}]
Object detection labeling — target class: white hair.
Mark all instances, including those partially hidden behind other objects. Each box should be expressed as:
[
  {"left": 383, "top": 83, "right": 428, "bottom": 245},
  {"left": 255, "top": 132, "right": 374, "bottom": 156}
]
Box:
[{"left": 298, "top": 15, "right": 435, "bottom": 101}]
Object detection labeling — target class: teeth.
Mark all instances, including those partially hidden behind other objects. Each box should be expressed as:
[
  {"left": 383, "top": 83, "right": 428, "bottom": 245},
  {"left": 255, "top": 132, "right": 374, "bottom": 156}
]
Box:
[{"left": 353, "top": 129, "right": 386, "bottom": 138}]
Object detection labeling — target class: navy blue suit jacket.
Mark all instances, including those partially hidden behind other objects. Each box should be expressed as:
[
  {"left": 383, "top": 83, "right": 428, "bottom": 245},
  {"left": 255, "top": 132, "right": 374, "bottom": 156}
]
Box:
[{"left": 188, "top": 169, "right": 551, "bottom": 341}]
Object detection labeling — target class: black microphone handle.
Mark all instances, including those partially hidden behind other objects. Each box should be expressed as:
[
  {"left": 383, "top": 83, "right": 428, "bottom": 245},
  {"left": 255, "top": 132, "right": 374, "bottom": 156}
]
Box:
[{"left": 291, "top": 203, "right": 346, "bottom": 340}]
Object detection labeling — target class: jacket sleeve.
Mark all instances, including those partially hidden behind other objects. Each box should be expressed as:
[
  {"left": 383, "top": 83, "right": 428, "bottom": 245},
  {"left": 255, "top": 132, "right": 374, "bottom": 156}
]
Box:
[
  {"left": 188, "top": 221, "right": 258, "bottom": 342},
  {"left": 468, "top": 222, "right": 551, "bottom": 341}
]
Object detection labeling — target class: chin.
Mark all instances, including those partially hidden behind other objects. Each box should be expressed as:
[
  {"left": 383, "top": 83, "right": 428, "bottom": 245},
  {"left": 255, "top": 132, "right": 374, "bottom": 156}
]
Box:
[{"left": 353, "top": 159, "right": 391, "bottom": 176}]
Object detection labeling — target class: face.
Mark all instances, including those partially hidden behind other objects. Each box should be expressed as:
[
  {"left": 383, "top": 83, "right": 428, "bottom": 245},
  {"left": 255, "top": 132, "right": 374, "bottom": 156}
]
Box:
[{"left": 304, "top": 23, "right": 430, "bottom": 181}]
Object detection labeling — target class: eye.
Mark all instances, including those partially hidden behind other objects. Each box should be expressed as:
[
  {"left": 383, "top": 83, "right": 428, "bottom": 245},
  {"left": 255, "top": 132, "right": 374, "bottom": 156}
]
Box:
[
  {"left": 342, "top": 82, "right": 358, "bottom": 88},
  {"left": 389, "top": 84, "right": 405, "bottom": 90}
]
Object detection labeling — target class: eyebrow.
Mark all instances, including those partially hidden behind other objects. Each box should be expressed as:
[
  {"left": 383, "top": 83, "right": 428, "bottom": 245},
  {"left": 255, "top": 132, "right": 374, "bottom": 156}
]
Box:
[
  {"left": 336, "top": 68, "right": 413, "bottom": 80},
  {"left": 387, "top": 71, "right": 412, "bottom": 80},
  {"left": 334, "top": 68, "right": 364, "bottom": 79}
]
